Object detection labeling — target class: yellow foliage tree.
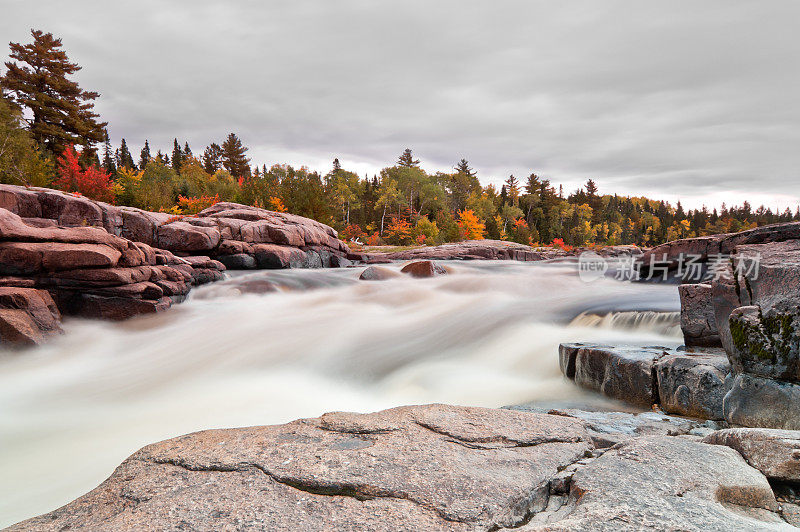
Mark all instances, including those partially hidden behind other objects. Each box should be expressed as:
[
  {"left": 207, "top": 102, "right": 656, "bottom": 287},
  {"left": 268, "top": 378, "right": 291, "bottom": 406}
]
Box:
[{"left": 457, "top": 209, "right": 485, "bottom": 240}]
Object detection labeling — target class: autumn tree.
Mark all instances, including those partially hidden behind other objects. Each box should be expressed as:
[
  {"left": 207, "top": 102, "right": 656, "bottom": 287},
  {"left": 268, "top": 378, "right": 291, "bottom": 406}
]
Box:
[
  {"left": 457, "top": 209, "right": 485, "bottom": 240},
  {"left": 220, "top": 133, "right": 250, "bottom": 178},
  {"left": 53, "top": 144, "right": 114, "bottom": 202},
  {"left": 1, "top": 30, "right": 106, "bottom": 154},
  {"left": 504, "top": 175, "right": 521, "bottom": 206}
]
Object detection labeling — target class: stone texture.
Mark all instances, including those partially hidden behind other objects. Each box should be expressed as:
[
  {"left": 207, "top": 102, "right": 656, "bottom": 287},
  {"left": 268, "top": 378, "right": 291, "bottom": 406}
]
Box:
[
  {"left": 679, "top": 283, "right": 721, "bottom": 347},
  {"left": 524, "top": 436, "right": 791, "bottom": 531},
  {"left": 9, "top": 404, "right": 593, "bottom": 531},
  {"left": 704, "top": 428, "right": 800, "bottom": 482},
  {"left": 359, "top": 265, "right": 401, "bottom": 281},
  {"left": 11, "top": 405, "right": 796, "bottom": 531},
  {"left": 565, "top": 344, "right": 668, "bottom": 408},
  {"left": 724, "top": 373, "right": 800, "bottom": 430},
  {"left": 654, "top": 349, "right": 730, "bottom": 420},
  {"left": 0, "top": 288, "right": 62, "bottom": 346},
  {"left": 400, "top": 260, "right": 447, "bottom": 278}
]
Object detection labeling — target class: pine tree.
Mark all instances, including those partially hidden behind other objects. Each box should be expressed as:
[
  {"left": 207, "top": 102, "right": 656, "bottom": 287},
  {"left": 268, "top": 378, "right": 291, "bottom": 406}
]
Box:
[
  {"left": 139, "top": 140, "right": 151, "bottom": 169},
  {"left": 183, "top": 142, "right": 192, "bottom": 158},
  {"left": 171, "top": 138, "right": 183, "bottom": 172},
  {"left": 101, "top": 129, "right": 116, "bottom": 175},
  {"left": 454, "top": 158, "right": 475, "bottom": 177},
  {"left": 117, "top": 138, "right": 135, "bottom": 170},
  {"left": 333, "top": 158, "right": 342, "bottom": 172},
  {"left": 1, "top": 30, "right": 106, "bottom": 154},
  {"left": 220, "top": 133, "right": 250, "bottom": 178},
  {"left": 397, "top": 148, "right": 420, "bottom": 168},
  {"left": 202, "top": 143, "right": 223, "bottom": 174},
  {"left": 505, "top": 175, "right": 520, "bottom": 205}
]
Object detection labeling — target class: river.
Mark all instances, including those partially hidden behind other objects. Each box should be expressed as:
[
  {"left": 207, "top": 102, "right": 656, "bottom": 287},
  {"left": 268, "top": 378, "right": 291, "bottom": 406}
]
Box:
[{"left": 0, "top": 259, "right": 680, "bottom": 527}]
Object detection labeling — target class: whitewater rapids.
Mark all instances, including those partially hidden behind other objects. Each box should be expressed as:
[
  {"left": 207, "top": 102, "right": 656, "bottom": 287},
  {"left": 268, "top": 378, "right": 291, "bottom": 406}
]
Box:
[{"left": 0, "top": 259, "right": 680, "bottom": 526}]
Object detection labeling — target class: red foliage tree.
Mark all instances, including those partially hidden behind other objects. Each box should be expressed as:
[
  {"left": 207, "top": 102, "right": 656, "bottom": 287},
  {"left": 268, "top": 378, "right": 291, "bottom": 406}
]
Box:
[{"left": 54, "top": 145, "right": 115, "bottom": 203}]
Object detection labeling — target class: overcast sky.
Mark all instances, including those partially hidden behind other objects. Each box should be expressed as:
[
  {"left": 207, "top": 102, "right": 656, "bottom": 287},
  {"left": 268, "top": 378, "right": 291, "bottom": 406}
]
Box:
[{"left": 2, "top": 0, "right": 799, "bottom": 210}]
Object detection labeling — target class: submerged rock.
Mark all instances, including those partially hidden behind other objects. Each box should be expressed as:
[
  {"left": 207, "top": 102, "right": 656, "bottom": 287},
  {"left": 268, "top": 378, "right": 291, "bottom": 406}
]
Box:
[
  {"left": 400, "top": 260, "right": 447, "bottom": 278},
  {"left": 359, "top": 265, "right": 401, "bottom": 281}
]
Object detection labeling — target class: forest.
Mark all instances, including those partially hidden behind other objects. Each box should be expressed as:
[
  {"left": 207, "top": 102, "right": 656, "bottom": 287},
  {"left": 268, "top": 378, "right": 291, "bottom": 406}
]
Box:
[{"left": 2, "top": 30, "right": 798, "bottom": 249}]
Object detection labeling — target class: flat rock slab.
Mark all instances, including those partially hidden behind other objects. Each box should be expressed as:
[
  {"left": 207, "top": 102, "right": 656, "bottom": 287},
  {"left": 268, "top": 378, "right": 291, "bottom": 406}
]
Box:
[
  {"left": 704, "top": 428, "right": 800, "bottom": 482},
  {"left": 724, "top": 373, "right": 800, "bottom": 430},
  {"left": 12, "top": 405, "right": 797, "bottom": 531},
  {"left": 9, "top": 404, "right": 593, "bottom": 531}
]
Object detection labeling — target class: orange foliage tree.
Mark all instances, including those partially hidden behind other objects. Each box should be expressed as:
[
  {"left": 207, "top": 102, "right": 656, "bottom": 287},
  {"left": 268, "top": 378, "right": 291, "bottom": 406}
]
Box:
[
  {"left": 385, "top": 216, "right": 413, "bottom": 245},
  {"left": 54, "top": 145, "right": 115, "bottom": 203},
  {"left": 457, "top": 209, "right": 485, "bottom": 240},
  {"left": 269, "top": 196, "right": 287, "bottom": 212},
  {"left": 177, "top": 193, "right": 220, "bottom": 214}
]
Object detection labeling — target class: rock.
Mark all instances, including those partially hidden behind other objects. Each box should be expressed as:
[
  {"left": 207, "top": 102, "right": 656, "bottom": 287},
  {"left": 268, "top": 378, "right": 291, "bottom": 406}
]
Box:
[
  {"left": 703, "top": 428, "right": 800, "bottom": 482},
  {"left": 216, "top": 253, "right": 257, "bottom": 269},
  {"left": 156, "top": 221, "right": 221, "bottom": 252},
  {"left": 67, "top": 294, "right": 172, "bottom": 320},
  {"left": 0, "top": 288, "right": 62, "bottom": 346},
  {"left": 401, "top": 260, "right": 447, "bottom": 278},
  {"left": 0, "top": 241, "right": 121, "bottom": 274},
  {"left": 359, "top": 265, "right": 401, "bottom": 281},
  {"left": 9, "top": 404, "right": 593, "bottom": 531},
  {"left": 654, "top": 350, "right": 730, "bottom": 420},
  {"left": 506, "top": 405, "right": 712, "bottom": 448},
  {"left": 562, "top": 344, "right": 667, "bottom": 408},
  {"left": 678, "top": 283, "right": 721, "bottom": 347},
  {"left": 724, "top": 373, "right": 800, "bottom": 430},
  {"left": 252, "top": 244, "right": 311, "bottom": 269},
  {"left": 531, "top": 435, "right": 790, "bottom": 530}
]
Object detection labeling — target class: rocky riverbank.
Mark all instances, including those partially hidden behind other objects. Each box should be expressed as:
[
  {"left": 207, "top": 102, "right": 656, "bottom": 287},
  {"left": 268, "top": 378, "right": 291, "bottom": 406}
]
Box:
[{"left": 8, "top": 403, "right": 800, "bottom": 531}]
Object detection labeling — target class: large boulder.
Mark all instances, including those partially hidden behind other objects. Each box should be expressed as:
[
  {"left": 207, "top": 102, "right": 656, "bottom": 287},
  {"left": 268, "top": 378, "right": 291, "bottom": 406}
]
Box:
[
  {"left": 724, "top": 373, "right": 800, "bottom": 430},
  {"left": 359, "top": 265, "right": 401, "bottom": 281}
]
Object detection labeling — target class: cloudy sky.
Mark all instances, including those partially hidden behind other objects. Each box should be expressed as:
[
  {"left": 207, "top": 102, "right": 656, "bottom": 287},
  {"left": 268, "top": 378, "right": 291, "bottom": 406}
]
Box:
[{"left": 3, "top": 0, "right": 799, "bottom": 209}]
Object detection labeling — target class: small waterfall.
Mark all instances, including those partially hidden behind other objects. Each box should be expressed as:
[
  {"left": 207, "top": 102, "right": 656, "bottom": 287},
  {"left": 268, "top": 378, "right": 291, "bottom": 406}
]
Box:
[{"left": 569, "top": 310, "right": 682, "bottom": 338}]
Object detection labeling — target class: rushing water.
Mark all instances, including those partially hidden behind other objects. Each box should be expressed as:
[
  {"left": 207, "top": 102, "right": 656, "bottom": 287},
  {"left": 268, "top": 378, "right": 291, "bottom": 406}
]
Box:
[{"left": 0, "top": 259, "right": 680, "bottom": 527}]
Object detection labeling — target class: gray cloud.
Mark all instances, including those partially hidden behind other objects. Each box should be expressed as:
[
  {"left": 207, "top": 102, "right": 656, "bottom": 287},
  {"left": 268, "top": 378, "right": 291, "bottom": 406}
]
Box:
[{"left": 2, "top": 0, "right": 799, "bottom": 208}]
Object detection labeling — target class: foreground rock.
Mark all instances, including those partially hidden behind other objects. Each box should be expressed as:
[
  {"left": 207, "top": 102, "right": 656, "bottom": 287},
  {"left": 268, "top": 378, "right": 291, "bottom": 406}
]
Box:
[
  {"left": 704, "top": 428, "right": 800, "bottom": 482},
  {"left": 358, "top": 265, "right": 401, "bottom": 281},
  {"left": 10, "top": 404, "right": 795, "bottom": 531}
]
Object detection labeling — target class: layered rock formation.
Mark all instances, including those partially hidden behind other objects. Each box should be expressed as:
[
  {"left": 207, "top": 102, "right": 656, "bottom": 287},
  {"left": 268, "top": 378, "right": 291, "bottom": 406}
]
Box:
[
  {"left": 0, "top": 184, "right": 353, "bottom": 346},
  {"left": 9, "top": 404, "right": 798, "bottom": 531}
]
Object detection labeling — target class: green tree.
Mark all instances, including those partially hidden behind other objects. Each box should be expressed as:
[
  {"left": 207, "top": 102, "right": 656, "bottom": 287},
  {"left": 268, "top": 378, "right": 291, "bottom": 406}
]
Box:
[
  {"left": 202, "top": 143, "right": 222, "bottom": 174},
  {"left": 397, "top": 148, "right": 420, "bottom": 168},
  {"left": 117, "top": 138, "right": 135, "bottom": 170},
  {"left": 139, "top": 139, "right": 151, "bottom": 169},
  {"left": 0, "top": 95, "right": 52, "bottom": 186},
  {"left": 101, "top": 129, "right": 116, "bottom": 175},
  {"left": 1, "top": 30, "right": 106, "bottom": 155},
  {"left": 171, "top": 138, "right": 183, "bottom": 173},
  {"left": 220, "top": 133, "right": 250, "bottom": 178}
]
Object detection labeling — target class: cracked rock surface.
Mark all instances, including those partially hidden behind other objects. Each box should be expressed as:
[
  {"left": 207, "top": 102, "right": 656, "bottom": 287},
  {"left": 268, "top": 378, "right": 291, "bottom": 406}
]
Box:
[{"left": 7, "top": 404, "right": 796, "bottom": 531}]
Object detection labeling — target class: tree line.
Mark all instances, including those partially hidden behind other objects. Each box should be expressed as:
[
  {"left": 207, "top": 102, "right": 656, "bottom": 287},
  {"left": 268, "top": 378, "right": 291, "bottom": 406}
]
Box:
[{"left": 2, "top": 30, "right": 798, "bottom": 248}]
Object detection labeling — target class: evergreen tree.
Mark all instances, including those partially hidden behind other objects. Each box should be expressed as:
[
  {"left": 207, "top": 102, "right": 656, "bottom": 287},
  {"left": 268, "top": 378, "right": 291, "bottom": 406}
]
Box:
[
  {"left": 220, "top": 133, "right": 250, "bottom": 178},
  {"left": 139, "top": 140, "right": 151, "bottom": 169},
  {"left": 333, "top": 157, "right": 342, "bottom": 172},
  {"left": 504, "top": 175, "right": 520, "bottom": 205},
  {"left": 117, "top": 138, "right": 135, "bottom": 170},
  {"left": 101, "top": 129, "right": 116, "bottom": 175},
  {"left": 202, "top": 143, "right": 223, "bottom": 174},
  {"left": 171, "top": 138, "right": 183, "bottom": 172},
  {"left": 397, "top": 148, "right": 420, "bottom": 168},
  {"left": 454, "top": 158, "right": 475, "bottom": 178},
  {"left": 183, "top": 142, "right": 192, "bottom": 158},
  {"left": 1, "top": 30, "right": 106, "bottom": 154}
]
